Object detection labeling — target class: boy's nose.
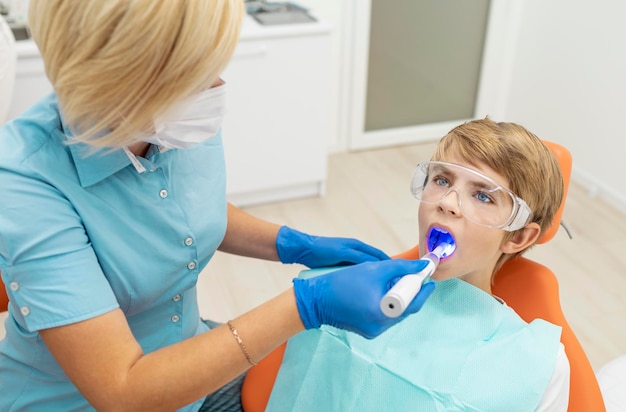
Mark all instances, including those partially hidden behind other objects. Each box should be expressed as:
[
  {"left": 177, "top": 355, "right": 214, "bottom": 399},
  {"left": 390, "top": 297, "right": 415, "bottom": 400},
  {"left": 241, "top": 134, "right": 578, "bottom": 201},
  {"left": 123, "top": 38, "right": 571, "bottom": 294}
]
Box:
[{"left": 438, "top": 188, "right": 462, "bottom": 217}]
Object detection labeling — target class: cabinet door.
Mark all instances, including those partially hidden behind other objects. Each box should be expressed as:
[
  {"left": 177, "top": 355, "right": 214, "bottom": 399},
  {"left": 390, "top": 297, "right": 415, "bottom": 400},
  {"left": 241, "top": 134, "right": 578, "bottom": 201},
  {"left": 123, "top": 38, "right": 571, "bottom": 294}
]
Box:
[{"left": 221, "top": 34, "right": 331, "bottom": 206}]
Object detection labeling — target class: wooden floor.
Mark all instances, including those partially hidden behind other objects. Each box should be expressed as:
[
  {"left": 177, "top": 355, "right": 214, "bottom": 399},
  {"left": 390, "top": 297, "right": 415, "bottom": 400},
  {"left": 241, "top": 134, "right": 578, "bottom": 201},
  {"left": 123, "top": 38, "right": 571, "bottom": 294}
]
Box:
[{"left": 197, "top": 141, "right": 626, "bottom": 372}]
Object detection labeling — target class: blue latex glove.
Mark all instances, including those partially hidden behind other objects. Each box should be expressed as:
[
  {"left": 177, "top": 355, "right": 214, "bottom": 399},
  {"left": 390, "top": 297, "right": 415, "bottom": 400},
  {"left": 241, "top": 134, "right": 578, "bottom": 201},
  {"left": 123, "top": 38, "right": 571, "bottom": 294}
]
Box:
[
  {"left": 293, "top": 259, "right": 436, "bottom": 339},
  {"left": 276, "top": 226, "right": 389, "bottom": 268}
]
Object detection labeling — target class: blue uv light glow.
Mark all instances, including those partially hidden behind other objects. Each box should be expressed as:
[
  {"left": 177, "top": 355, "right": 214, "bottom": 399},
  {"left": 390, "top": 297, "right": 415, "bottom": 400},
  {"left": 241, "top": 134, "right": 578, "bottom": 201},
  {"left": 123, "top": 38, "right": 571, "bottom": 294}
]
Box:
[{"left": 427, "top": 227, "right": 456, "bottom": 259}]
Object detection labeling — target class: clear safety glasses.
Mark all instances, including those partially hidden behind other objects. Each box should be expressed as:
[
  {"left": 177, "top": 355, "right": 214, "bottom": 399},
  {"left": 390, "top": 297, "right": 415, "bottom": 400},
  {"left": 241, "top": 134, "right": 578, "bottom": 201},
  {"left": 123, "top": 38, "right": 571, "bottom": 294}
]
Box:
[{"left": 411, "top": 161, "right": 532, "bottom": 231}]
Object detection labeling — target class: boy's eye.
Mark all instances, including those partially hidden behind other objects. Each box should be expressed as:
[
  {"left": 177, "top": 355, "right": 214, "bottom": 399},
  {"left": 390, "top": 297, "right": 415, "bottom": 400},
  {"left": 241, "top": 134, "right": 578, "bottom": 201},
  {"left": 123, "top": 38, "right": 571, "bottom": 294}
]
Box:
[
  {"left": 433, "top": 176, "right": 449, "bottom": 187},
  {"left": 474, "top": 191, "right": 494, "bottom": 204}
]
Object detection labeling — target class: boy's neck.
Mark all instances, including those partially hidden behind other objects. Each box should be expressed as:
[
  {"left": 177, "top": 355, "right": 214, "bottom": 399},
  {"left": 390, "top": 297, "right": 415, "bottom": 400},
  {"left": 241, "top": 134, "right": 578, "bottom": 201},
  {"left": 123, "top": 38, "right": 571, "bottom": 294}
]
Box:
[{"left": 458, "top": 272, "right": 493, "bottom": 295}]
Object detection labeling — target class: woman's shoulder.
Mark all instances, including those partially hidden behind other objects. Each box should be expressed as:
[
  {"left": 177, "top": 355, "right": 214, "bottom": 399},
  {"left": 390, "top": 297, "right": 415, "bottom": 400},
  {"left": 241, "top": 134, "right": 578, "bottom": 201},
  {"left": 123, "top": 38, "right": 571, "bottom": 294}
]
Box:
[{"left": 0, "top": 93, "right": 64, "bottom": 165}]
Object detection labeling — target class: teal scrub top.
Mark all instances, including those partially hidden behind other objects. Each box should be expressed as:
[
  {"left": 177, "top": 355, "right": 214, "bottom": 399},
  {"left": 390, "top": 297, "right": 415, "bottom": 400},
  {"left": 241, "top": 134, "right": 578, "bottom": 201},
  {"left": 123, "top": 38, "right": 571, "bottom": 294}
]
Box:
[{"left": 0, "top": 94, "right": 227, "bottom": 411}]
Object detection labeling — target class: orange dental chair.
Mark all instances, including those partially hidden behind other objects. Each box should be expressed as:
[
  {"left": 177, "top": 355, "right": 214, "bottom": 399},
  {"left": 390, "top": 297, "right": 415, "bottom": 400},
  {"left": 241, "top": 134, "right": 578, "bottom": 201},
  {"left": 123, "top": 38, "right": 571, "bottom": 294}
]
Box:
[{"left": 240, "top": 141, "right": 606, "bottom": 412}]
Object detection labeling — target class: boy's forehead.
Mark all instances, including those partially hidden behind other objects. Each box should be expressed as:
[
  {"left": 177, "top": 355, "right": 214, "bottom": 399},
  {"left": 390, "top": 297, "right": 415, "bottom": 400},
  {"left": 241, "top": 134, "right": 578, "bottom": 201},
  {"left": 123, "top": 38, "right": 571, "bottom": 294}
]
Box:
[{"left": 437, "top": 152, "right": 511, "bottom": 189}]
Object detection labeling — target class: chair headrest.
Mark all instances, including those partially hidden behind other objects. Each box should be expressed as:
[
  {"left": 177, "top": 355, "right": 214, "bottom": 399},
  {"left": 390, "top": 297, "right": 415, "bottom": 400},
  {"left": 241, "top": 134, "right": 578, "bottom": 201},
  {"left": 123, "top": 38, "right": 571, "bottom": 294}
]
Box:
[{"left": 537, "top": 140, "right": 572, "bottom": 244}]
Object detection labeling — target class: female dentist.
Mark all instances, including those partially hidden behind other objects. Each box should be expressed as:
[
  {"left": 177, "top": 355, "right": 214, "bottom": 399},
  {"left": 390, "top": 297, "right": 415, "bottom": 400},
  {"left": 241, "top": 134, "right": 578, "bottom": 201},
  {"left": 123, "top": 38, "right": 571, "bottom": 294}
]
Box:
[{"left": 0, "top": 1, "right": 434, "bottom": 411}]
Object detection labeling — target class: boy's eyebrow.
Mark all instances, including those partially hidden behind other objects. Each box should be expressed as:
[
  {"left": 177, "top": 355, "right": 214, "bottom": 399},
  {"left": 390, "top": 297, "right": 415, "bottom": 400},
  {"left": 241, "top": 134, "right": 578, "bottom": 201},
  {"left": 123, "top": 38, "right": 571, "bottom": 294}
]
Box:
[
  {"left": 468, "top": 179, "right": 499, "bottom": 191},
  {"left": 430, "top": 164, "right": 455, "bottom": 176},
  {"left": 432, "top": 164, "right": 500, "bottom": 190}
]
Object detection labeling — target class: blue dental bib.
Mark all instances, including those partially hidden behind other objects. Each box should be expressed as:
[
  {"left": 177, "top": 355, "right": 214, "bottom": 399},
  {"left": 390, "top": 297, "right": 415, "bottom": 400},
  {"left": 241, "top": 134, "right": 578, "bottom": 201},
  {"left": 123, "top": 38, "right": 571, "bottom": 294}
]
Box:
[{"left": 268, "top": 277, "right": 562, "bottom": 411}]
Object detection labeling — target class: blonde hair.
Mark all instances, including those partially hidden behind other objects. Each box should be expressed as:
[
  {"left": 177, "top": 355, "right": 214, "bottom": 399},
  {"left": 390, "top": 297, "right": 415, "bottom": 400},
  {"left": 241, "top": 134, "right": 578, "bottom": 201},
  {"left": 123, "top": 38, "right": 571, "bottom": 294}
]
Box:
[
  {"left": 432, "top": 117, "right": 564, "bottom": 272},
  {"left": 29, "top": 0, "right": 244, "bottom": 147}
]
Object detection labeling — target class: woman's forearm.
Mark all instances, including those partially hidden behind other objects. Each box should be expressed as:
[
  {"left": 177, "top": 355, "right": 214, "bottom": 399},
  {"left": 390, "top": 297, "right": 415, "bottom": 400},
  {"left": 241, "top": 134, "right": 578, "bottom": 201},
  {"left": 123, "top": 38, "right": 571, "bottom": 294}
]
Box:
[
  {"left": 41, "top": 288, "right": 304, "bottom": 411},
  {"left": 125, "top": 288, "right": 303, "bottom": 410},
  {"left": 218, "top": 203, "right": 282, "bottom": 260}
]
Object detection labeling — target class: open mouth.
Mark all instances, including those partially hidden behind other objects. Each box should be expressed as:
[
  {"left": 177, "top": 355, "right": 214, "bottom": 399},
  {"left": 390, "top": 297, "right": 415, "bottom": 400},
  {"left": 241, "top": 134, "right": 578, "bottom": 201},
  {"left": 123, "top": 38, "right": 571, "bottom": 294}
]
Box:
[{"left": 427, "top": 227, "right": 456, "bottom": 259}]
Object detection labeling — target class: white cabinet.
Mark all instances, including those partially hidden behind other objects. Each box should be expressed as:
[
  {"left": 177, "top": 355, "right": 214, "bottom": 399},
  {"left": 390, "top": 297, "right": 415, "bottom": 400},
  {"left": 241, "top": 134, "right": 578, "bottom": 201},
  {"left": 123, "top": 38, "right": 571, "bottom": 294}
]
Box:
[
  {"left": 8, "top": 15, "right": 332, "bottom": 206},
  {"left": 221, "top": 17, "right": 332, "bottom": 206},
  {"left": 8, "top": 41, "right": 52, "bottom": 120}
]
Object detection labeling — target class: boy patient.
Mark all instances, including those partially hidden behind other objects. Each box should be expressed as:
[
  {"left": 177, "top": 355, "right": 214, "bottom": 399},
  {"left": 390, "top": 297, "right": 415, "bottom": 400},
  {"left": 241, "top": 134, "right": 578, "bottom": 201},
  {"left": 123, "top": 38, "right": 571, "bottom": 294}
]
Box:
[{"left": 267, "top": 118, "right": 569, "bottom": 411}]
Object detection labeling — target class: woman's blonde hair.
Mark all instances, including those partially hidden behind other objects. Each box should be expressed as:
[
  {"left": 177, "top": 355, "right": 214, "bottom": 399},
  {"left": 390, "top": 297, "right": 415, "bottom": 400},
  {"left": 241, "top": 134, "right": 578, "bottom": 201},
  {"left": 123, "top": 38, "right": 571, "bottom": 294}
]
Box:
[
  {"left": 29, "top": 0, "right": 244, "bottom": 147},
  {"left": 432, "top": 117, "right": 564, "bottom": 272}
]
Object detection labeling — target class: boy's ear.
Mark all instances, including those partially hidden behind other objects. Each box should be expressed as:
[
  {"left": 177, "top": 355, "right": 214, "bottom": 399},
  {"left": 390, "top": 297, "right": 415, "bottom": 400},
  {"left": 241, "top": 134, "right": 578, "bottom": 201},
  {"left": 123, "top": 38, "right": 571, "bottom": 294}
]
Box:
[{"left": 501, "top": 222, "right": 541, "bottom": 254}]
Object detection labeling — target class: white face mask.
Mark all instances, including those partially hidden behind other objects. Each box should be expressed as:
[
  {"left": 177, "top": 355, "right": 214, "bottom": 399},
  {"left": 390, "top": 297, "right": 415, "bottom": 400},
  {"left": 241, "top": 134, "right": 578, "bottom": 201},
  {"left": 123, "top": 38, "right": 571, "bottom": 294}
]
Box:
[{"left": 144, "top": 84, "right": 227, "bottom": 150}]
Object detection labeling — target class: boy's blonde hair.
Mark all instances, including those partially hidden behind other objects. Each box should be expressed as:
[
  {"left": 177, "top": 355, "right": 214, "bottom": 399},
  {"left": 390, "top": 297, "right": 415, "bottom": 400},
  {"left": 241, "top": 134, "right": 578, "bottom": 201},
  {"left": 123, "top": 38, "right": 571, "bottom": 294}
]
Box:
[
  {"left": 432, "top": 117, "right": 564, "bottom": 272},
  {"left": 28, "top": 0, "right": 244, "bottom": 147}
]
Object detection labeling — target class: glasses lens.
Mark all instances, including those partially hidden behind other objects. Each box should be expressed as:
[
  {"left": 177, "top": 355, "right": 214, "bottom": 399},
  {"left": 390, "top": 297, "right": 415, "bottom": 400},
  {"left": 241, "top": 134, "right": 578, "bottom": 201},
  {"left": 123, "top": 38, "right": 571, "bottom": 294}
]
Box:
[{"left": 411, "top": 162, "right": 518, "bottom": 228}]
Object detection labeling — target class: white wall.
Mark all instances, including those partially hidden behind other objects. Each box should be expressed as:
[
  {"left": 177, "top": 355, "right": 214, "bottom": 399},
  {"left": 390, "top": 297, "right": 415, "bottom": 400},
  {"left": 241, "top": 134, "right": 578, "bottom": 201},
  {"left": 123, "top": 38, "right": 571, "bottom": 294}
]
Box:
[
  {"left": 3, "top": 0, "right": 28, "bottom": 24},
  {"left": 502, "top": 0, "right": 626, "bottom": 213}
]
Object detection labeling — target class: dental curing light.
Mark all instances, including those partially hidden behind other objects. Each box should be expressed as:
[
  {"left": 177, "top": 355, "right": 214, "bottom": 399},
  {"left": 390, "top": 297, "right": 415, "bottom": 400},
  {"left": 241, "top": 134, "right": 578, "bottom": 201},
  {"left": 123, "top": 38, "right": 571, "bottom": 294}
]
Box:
[{"left": 380, "top": 228, "right": 456, "bottom": 318}]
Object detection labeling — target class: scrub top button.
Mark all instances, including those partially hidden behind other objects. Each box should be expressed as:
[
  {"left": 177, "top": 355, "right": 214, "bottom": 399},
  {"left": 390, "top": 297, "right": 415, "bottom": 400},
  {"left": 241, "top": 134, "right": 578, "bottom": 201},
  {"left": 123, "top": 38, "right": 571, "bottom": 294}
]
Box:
[
  {"left": 187, "top": 261, "right": 196, "bottom": 270},
  {"left": 20, "top": 306, "right": 30, "bottom": 316},
  {"left": 172, "top": 294, "right": 181, "bottom": 302},
  {"left": 159, "top": 189, "right": 168, "bottom": 198},
  {"left": 171, "top": 314, "right": 180, "bottom": 323},
  {"left": 9, "top": 281, "right": 19, "bottom": 291},
  {"left": 184, "top": 237, "right": 194, "bottom": 246}
]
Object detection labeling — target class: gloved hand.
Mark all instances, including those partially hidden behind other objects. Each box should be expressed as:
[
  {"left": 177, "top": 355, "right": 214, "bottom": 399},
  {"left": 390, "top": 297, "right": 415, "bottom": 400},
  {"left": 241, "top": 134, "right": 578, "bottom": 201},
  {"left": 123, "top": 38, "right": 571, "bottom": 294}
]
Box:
[
  {"left": 276, "top": 226, "right": 389, "bottom": 268},
  {"left": 293, "top": 259, "right": 435, "bottom": 339}
]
